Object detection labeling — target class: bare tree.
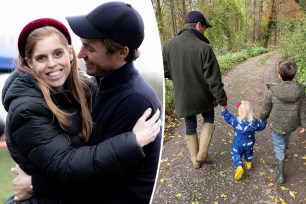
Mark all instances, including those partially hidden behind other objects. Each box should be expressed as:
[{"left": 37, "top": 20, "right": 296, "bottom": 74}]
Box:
[
  {"left": 152, "top": 0, "right": 165, "bottom": 42},
  {"left": 253, "top": 0, "right": 257, "bottom": 43},
  {"left": 170, "top": 0, "right": 177, "bottom": 36}
]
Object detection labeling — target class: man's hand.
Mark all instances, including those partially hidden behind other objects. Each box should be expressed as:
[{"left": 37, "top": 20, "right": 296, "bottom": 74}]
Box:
[
  {"left": 299, "top": 127, "right": 305, "bottom": 134},
  {"left": 220, "top": 104, "right": 227, "bottom": 111},
  {"left": 133, "top": 108, "right": 161, "bottom": 147},
  {"left": 11, "top": 164, "right": 33, "bottom": 201}
]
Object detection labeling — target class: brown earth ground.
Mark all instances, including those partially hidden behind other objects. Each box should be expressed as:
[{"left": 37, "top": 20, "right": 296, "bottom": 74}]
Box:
[{"left": 152, "top": 51, "right": 306, "bottom": 204}]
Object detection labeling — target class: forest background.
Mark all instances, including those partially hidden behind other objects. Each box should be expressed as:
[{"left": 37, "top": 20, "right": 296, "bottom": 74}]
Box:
[{"left": 152, "top": 0, "right": 306, "bottom": 125}]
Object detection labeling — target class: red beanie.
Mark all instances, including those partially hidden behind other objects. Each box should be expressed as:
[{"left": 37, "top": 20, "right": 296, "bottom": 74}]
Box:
[{"left": 18, "top": 18, "right": 72, "bottom": 58}]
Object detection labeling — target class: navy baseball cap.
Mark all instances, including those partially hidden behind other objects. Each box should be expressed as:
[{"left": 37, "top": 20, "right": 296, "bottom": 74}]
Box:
[
  {"left": 66, "top": 1, "right": 144, "bottom": 49},
  {"left": 186, "top": 11, "right": 212, "bottom": 28}
]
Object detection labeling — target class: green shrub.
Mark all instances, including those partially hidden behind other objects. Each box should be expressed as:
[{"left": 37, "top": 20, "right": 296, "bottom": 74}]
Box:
[
  {"left": 217, "top": 46, "right": 268, "bottom": 72},
  {"left": 164, "top": 78, "right": 174, "bottom": 115}
]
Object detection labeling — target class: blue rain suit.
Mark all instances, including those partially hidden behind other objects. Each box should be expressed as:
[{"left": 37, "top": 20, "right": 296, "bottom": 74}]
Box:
[{"left": 222, "top": 109, "right": 266, "bottom": 168}]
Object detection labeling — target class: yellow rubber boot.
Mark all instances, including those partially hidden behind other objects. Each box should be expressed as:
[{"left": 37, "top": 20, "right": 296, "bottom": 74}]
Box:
[
  {"left": 245, "top": 161, "right": 252, "bottom": 170},
  {"left": 234, "top": 166, "right": 244, "bottom": 181}
]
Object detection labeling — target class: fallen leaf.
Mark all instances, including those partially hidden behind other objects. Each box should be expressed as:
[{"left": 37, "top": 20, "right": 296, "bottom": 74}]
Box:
[
  {"left": 220, "top": 171, "right": 226, "bottom": 177},
  {"left": 176, "top": 193, "right": 183, "bottom": 198},
  {"left": 160, "top": 158, "right": 169, "bottom": 163},
  {"left": 259, "top": 171, "right": 265, "bottom": 176},
  {"left": 191, "top": 202, "right": 196, "bottom": 204},
  {"left": 268, "top": 183, "right": 274, "bottom": 187},
  {"left": 280, "top": 186, "right": 288, "bottom": 191},
  {"left": 279, "top": 197, "right": 286, "bottom": 204},
  {"left": 294, "top": 154, "right": 298, "bottom": 157},
  {"left": 289, "top": 191, "right": 297, "bottom": 199},
  {"left": 302, "top": 155, "right": 306, "bottom": 160},
  {"left": 273, "top": 197, "right": 279, "bottom": 202}
]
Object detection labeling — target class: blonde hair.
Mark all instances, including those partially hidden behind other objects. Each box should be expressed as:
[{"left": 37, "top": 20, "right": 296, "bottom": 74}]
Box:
[
  {"left": 238, "top": 100, "right": 253, "bottom": 122},
  {"left": 19, "top": 26, "right": 93, "bottom": 143}
]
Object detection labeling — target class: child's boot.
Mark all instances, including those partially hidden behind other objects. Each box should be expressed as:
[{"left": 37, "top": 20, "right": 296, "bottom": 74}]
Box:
[
  {"left": 245, "top": 161, "right": 252, "bottom": 170},
  {"left": 275, "top": 158, "right": 285, "bottom": 183},
  {"left": 234, "top": 166, "right": 244, "bottom": 181}
]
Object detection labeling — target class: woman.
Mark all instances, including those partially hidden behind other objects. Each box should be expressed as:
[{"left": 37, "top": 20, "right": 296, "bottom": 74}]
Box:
[{"left": 2, "top": 18, "right": 161, "bottom": 203}]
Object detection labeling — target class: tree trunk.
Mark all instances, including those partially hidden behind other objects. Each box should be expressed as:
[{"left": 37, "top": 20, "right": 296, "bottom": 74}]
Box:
[
  {"left": 154, "top": 0, "right": 165, "bottom": 42},
  {"left": 189, "top": 0, "right": 193, "bottom": 10},
  {"left": 252, "top": 0, "right": 257, "bottom": 43},
  {"left": 170, "top": 0, "right": 177, "bottom": 36},
  {"left": 258, "top": 0, "right": 264, "bottom": 42},
  {"left": 262, "top": 0, "right": 277, "bottom": 47},
  {"left": 262, "top": 0, "right": 287, "bottom": 47}
]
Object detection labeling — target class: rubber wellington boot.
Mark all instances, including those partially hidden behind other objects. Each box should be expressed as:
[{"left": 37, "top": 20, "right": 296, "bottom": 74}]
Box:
[
  {"left": 197, "top": 123, "right": 214, "bottom": 163},
  {"left": 234, "top": 166, "right": 244, "bottom": 181},
  {"left": 275, "top": 158, "right": 285, "bottom": 183},
  {"left": 245, "top": 161, "right": 252, "bottom": 170},
  {"left": 185, "top": 134, "right": 200, "bottom": 169}
]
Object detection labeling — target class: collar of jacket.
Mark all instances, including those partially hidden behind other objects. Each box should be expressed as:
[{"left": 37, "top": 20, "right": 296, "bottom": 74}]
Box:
[
  {"left": 51, "top": 89, "right": 80, "bottom": 108},
  {"left": 178, "top": 25, "right": 210, "bottom": 44},
  {"left": 94, "top": 62, "right": 138, "bottom": 90}
]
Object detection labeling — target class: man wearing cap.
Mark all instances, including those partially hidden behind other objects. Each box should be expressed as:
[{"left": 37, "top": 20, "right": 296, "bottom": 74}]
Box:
[
  {"left": 163, "top": 11, "right": 227, "bottom": 169},
  {"left": 64, "top": 2, "right": 162, "bottom": 204}
]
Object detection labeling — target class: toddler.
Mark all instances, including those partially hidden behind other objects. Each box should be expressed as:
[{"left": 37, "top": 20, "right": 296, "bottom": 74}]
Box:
[
  {"left": 221, "top": 100, "right": 266, "bottom": 180},
  {"left": 260, "top": 59, "right": 305, "bottom": 183}
]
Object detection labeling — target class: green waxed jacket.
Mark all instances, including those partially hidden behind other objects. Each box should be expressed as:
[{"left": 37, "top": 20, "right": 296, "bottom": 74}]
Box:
[
  {"left": 260, "top": 81, "right": 306, "bottom": 134},
  {"left": 163, "top": 25, "right": 227, "bottom": 117}
]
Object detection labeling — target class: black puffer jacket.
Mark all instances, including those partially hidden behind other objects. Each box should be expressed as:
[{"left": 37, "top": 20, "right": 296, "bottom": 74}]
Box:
[{"left": 2, "top": 69, "right": 145, "bottom": 196}]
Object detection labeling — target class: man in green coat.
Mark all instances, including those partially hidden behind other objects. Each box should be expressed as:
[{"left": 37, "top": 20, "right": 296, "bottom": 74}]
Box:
[{"left": 163, "top": 11, "right": 227, "bottom": 169}]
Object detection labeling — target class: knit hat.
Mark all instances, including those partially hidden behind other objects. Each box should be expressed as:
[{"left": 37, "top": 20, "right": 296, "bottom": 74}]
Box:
[
  {"left": 18, "top": 18, "right": 72, "bottom": 58},
  {"left": 66, "top": 1, "right": 144, "bottom": 49},
  {"left": 186, "top": 11, "right": 212, "bottom": 28}
]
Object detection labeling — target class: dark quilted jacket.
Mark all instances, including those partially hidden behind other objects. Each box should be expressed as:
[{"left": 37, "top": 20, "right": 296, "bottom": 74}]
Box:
[
  {"left": 260, "top": 81, "right": 306, "bottom": 134},
  {"left": 2, "top": 69, "right": 145, "bottom": 203}
]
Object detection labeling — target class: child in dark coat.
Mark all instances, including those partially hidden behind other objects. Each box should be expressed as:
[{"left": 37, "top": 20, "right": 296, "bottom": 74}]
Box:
[
  {"left": 260, "top": 59, "right": 306, "bottom": 183},
  {"left": 222, "top": 100, "right": 266, "bottom": 180}
]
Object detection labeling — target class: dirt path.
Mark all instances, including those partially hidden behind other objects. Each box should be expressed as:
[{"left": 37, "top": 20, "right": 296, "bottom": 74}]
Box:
[{"left": 152, "top": 51, "right": 306, "bottom": 204}]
